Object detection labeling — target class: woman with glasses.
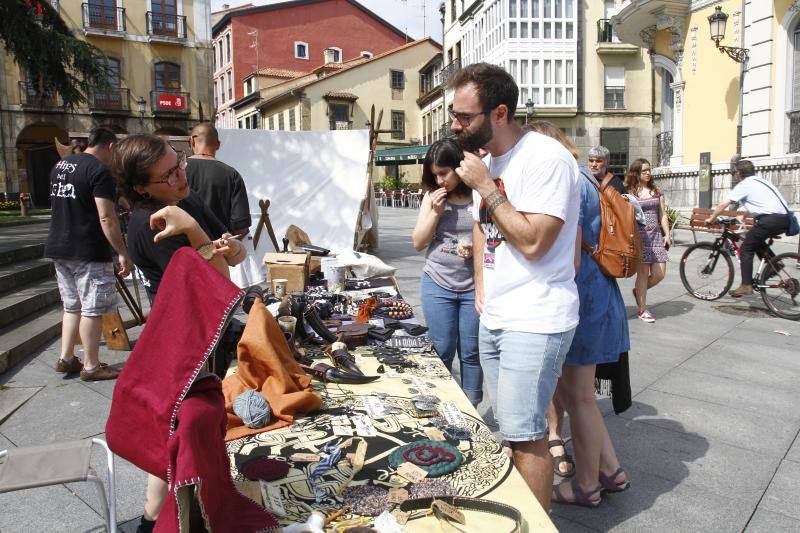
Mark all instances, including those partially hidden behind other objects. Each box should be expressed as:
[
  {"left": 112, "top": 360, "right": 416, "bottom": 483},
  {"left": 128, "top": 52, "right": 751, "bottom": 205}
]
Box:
[
  {"left": 411, "top": 139, "right": 483, "bottom": 407},
  {"left": 111, "top": 134, "right": 245, "bottom": 304},
  {"left": 624, "top": 158, "right": 670, "bottom": 322},
  {"left": 111, "top": 134, "right": 246, "bottom": 532}
]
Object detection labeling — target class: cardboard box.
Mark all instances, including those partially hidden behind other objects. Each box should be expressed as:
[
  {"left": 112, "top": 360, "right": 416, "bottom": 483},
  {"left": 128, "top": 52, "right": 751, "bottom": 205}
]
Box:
[{"left": 263, "top": 252, "right": 310, "bottom": 293}]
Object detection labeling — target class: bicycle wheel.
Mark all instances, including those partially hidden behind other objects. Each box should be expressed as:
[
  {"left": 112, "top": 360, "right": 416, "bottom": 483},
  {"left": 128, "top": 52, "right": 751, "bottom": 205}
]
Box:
[
  {"left": 759, "top": 252, "right": 800, "bottom": 320},
  {"left": 680, "top": 243, "right": 734, "bottom": 300}
]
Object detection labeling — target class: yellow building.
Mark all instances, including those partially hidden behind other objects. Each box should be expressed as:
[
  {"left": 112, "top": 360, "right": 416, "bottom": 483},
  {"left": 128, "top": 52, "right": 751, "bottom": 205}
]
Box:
[
  {"left": 236, "top": 39, "right": 441, "bottom": 184},
  {"left": 613, "top": 0, "right": 800, "bottom": 209},
  {"left": 0, "top": 0, "right": 213, "bottom": 205}
]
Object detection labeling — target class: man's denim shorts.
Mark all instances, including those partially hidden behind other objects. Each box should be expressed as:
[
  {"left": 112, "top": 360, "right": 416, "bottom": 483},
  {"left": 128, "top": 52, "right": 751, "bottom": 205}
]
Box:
[
  {"left": 479, "top": 324, "right": 575, "bottom": 442},
  {"left": 53, "top": 259, "right": 117, "bottom": 317}
]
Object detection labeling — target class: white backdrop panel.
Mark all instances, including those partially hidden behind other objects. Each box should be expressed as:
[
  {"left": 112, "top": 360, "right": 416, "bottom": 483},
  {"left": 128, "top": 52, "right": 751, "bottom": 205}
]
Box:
[{"left": 217, "top": 129, "right": 371, "bottom": 258}]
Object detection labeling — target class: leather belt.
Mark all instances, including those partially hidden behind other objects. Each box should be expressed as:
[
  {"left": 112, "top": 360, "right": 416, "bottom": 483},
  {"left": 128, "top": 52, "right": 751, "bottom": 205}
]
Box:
[{"left": 399, "top": 496, "right": 523, "bottom": 533}]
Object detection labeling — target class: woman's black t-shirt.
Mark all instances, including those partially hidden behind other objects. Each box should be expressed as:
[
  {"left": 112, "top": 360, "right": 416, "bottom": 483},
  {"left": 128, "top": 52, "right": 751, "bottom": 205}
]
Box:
[{"left": 127, "top": 191, "right": 227, "bottom": 298}]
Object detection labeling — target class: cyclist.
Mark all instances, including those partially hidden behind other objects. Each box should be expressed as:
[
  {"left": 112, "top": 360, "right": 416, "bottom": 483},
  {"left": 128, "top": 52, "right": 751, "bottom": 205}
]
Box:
[{"left": 705, "top": 159, "right": 791, "bottom": 297}]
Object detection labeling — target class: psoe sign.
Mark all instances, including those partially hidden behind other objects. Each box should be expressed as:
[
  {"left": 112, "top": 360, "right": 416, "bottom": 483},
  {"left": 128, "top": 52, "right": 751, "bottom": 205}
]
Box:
[{"left": 157, "top": 93, "right": 187, "bottom": 111}]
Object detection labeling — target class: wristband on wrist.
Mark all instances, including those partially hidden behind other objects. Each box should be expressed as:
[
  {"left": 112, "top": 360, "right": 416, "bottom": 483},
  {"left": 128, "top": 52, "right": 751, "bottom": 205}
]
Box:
[
  {"left": 486, "top": 191, "right": 508, "bottom": 214},
  {"left": 195, "top": 241, "right": 215, "bottom": 260}
]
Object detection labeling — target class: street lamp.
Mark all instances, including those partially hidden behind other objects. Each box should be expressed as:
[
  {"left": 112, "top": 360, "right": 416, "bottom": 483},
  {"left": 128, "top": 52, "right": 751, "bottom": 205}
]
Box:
[
  {"left": 707, "top": 6, "right": 749, "bottom": 63},
  {"left": 525, "top": 99, "right": 535, "bottom": 124},
  {"left": 136, "top": 96, "right": 146, "bottom": 132}
]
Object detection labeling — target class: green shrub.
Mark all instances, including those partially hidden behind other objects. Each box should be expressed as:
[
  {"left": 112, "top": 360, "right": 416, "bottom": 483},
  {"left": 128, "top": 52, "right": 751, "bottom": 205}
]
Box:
[{"left": 666, "top": 206, "right": 680, "bottom": 228}]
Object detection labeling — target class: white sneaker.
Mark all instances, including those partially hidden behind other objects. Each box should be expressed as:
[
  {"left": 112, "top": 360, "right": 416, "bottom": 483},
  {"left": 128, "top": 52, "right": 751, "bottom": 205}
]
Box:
[{"left": 638, "top": 310, "right": 655, "bottom": 323}]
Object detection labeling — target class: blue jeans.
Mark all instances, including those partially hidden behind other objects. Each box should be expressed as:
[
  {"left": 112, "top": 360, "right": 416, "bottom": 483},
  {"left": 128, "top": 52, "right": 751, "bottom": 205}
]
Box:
[
  {"left": 479, "top": 324, "right": 575, "bottom": 441},
  {"left": 420, "top": 273, "right": 483, "bottom": 405}
]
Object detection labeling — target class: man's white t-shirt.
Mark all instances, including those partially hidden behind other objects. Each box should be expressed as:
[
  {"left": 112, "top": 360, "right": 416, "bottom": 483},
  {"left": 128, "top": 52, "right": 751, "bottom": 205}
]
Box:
[
  {"left": 472, "top": 131, "right": 580, "bottom": 334},
  {"left": 727, "top": 176, "right": 789, "bottom": 216}
]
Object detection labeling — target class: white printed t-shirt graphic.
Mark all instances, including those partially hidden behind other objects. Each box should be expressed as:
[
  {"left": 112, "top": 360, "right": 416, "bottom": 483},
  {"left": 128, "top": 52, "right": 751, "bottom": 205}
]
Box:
[{"left": 472, "top": 131, "right": 580, "bottom": 334}]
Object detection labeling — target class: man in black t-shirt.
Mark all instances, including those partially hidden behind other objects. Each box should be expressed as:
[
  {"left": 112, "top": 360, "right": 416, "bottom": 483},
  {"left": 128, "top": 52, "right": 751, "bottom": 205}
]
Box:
[
  {"left": 185, "top": 122, "right": 251, "bottom": 237},
  {"left": 45, "top": 127, "right": 132, "bottom": 381}
]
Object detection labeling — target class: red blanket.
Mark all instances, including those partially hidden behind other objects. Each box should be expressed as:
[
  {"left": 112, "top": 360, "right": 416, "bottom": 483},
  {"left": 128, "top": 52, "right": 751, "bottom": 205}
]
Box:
[{"left": 106, "top": 248, "right": 278, "bottom": 532}]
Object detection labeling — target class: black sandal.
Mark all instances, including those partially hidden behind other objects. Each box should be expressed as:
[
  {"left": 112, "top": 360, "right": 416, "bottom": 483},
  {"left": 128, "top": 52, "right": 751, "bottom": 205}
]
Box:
[{"left": 548, "top": 439, "right": 575, "bottom": 478}]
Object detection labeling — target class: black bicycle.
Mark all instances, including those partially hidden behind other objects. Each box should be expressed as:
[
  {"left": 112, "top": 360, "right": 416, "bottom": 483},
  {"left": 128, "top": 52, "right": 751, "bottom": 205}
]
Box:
[{"left": 679, "top": 216, "right": 800, "bottom": 320}]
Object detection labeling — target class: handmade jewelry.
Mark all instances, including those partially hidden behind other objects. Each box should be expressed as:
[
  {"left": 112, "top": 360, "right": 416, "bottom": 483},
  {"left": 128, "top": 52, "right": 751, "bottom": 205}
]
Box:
[
  {"left": 408, "top": 478, "right": 455, "bottom": 499},
  {"left": 388, "top": 440, "right": 463, "bottom": 477},
  {"left": 341, "top": 485, "right": 390, "bottom": 516}
]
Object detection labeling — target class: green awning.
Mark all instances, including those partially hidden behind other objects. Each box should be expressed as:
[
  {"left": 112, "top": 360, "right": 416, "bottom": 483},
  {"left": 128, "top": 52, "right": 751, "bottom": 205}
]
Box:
[{"left": 375, "top": 145, "right": 429, "bottom": 166}]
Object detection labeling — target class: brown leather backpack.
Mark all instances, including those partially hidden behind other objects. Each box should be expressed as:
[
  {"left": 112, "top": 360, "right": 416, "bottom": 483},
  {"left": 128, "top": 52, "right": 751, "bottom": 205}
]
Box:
[{"left": 581, "top": 173, "right": 642, "bottom": 278}]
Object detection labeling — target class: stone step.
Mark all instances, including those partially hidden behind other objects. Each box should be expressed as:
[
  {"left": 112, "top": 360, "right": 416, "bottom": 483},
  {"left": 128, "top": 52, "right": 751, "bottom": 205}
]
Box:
[
  {"left": 0, "top": 243, "right": 45, "bottom": 267},
  {"left": 0, "top": 304, "right": 62, "bottom": 374},
  {"left": 0, "top": 279, "right": 61, "bottom": 330},
  {"left": 0, "top": 258, "right": 54, "bottom": 293}
]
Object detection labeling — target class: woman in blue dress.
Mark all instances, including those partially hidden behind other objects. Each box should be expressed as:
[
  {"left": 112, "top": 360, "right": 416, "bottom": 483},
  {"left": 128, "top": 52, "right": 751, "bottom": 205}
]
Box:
[{"left": 528, "top": 122, "right": 630, "bottom": 508}]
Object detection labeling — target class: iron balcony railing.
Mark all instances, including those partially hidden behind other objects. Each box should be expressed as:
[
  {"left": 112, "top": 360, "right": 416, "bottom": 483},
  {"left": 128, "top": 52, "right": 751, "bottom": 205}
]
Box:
[
  {"left": 146, "top": 12, "right": 186, "bottom": 39},
  {"left": 604, "top": 86, "right": 625, "bottom": 109},
  {"left": 150, "top": 90, "right": 189, "bottom": 113},
  {"left": 656, "top": 131, "right": 673, "bottom": 167},
  {"left": 18, "top": 81, "right": 60, "bottom": 108},
  {"left": 330, "top": 120, "right": 353, "bottom": 130},
  {"left": 597, "top": 18, "right": 614, "bottom": 43},
  {"left": 438, "top": 122, "right": 453, "bottom": 140},
  {"left": 789, "top": 111, "right": 800, "bottom": 153},
  {"left": 82, "top": 3, "right": 125, "bottom": 31},
  {"left": 436, "top": 58, "right": 462, "bottom": 86},
  {"left": 88, "top": 88, "right": 130, "bottom": 111}
]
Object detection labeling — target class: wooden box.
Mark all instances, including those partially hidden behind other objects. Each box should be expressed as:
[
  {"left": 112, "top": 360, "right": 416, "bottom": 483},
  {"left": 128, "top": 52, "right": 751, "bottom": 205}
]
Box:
[{"left": 263, "top": 252, "right": 310, "bottom": 293}]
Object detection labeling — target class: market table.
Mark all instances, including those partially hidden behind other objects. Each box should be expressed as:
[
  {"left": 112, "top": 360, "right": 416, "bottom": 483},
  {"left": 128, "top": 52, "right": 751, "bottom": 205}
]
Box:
[{"left": 225, "top": 286, "right": 556, "bottom": 532}]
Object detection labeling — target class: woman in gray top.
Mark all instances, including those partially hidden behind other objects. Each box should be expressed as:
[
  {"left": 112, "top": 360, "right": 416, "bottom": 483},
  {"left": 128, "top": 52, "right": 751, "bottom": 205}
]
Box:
[{"left": 412, "top": 140, "right": 482, "bottom": 406}]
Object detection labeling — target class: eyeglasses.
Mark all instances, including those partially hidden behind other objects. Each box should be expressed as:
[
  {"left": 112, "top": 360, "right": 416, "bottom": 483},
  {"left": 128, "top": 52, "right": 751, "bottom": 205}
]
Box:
[
  {"left": 150, "top": 151, "right": 187, "bottom": 186},
  {"left": 448, "top": 108, "right": 492, "bottom": 126}
]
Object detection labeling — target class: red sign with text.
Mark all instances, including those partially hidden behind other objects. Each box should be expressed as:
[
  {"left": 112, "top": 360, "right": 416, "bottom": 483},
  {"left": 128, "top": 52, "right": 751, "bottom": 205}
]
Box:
[{"left": 157, "top": 93, "right": 187, "bottom": 111}]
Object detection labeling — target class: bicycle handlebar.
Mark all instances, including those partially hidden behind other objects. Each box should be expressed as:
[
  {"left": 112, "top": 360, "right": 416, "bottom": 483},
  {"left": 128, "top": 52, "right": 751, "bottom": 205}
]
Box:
[{"left": 716, "top": 216, "right": 741, "bottom": 225}]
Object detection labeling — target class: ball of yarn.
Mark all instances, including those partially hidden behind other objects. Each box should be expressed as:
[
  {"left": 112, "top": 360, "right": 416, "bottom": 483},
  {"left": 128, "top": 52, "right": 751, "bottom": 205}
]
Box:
[{"left": 233, "top": 390, "right": 271, "bottom": 429}]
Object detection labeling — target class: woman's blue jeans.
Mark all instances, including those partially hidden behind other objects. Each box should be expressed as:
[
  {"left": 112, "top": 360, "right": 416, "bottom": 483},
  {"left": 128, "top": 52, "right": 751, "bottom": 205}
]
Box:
[{"left": 420, "top": 272, "right": 483, "bottom": 405}]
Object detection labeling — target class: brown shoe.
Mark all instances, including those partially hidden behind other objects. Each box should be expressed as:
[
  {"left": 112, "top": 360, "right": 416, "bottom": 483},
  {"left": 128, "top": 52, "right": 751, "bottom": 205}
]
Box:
[
  {"left": 730, "top": 285, "right": 754, "bottom": 298},
  {"left": 55, "top": 356, "right": 83, "bottom": 374},
  {"left": 80, "top": 364, "right": 120, "bottom": 381}
]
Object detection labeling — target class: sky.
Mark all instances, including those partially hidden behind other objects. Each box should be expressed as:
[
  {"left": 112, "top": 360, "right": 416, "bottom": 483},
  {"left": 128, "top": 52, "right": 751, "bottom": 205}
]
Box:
[{"left": 209, "top": 0, "right": 444, "bottom": 43}]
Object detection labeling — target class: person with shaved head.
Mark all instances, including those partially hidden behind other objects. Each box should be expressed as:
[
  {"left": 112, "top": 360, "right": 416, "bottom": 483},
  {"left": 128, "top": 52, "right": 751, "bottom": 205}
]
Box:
[{"left": 186, "top": 122, "right": 251, "bottom": 238}]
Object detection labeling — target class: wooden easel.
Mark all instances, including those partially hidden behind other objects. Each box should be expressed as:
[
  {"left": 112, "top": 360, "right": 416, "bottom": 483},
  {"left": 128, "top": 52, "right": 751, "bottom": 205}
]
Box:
[
  {"left": 356, "top": 105, "right": 395, "bottom": 251},
  {"left": 252, "top": 198, "right": 281, "bottom": 251}
]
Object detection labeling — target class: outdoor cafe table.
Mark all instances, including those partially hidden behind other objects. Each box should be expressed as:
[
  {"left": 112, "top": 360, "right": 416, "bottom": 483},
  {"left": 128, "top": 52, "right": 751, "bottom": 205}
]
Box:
[{"left": 225, "top": 330, "right": 556, "bottom": 531}]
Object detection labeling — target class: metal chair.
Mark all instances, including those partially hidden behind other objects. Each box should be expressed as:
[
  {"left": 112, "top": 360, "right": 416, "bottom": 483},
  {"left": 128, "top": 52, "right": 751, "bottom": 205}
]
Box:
[{"left": 0, "top": 438, "right": 117, "bottom": 533}]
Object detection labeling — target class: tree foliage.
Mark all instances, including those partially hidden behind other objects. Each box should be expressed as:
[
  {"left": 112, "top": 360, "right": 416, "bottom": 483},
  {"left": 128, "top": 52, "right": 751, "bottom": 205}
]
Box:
[{"left": 0, "top": 0, "right": 110, "bottom": 109}]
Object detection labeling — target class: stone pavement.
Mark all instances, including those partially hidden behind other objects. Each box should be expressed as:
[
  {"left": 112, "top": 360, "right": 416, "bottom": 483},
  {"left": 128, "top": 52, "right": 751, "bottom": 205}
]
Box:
[
  {"left": 0, "top": 207, "right": 798, "bottom": 532},
  {"left": 373, "top": 206, "right": 800, "bottom": 533}
]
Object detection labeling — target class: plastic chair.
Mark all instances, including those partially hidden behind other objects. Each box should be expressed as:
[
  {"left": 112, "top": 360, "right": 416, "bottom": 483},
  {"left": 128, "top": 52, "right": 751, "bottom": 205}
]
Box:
[
  {"left": 0, "top": 438, "right": 117, "bottom": 533},
  {"left": 391, "top": 190, "right": 403, "bottom": 208}
]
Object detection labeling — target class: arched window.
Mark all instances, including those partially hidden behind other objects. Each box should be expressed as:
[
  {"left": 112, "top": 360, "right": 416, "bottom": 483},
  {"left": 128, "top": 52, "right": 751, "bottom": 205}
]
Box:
[{"left": 155, "top": 62, "right": 181, "bottom": 91}]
